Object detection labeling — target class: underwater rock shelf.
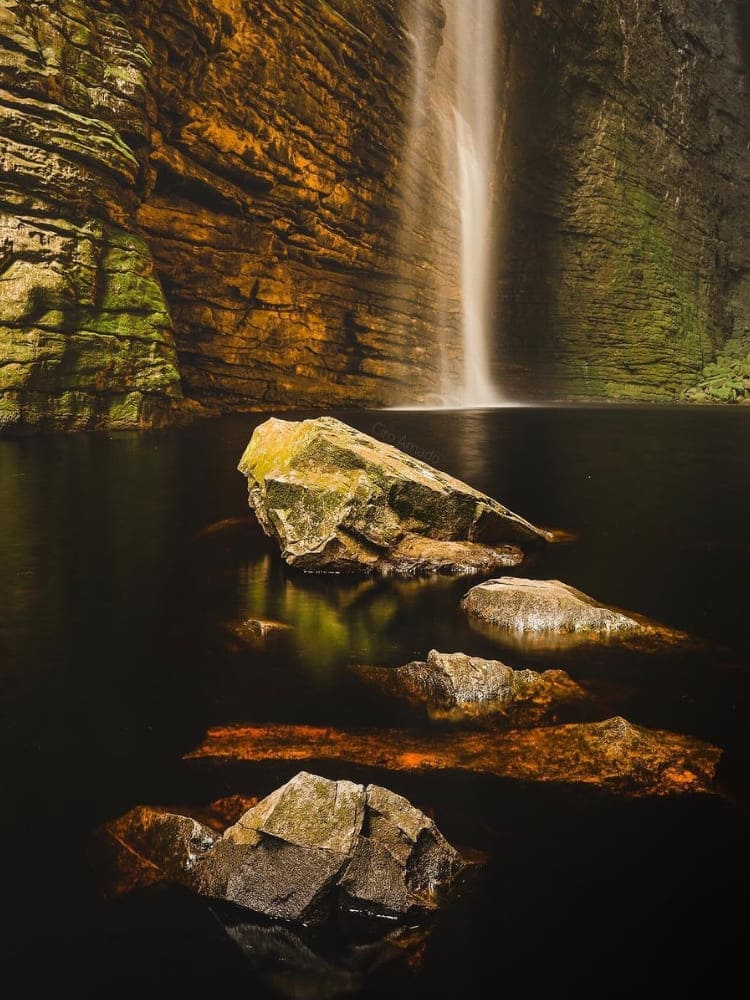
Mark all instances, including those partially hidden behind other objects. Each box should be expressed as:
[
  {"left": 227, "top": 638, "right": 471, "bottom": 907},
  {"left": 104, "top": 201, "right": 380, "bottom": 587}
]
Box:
[{"left": 186, "top": 718, "right": 721, "bottom": 798}]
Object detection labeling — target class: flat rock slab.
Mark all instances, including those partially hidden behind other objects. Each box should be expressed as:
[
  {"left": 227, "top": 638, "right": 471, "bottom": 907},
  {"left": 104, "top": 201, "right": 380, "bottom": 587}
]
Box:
[
  {"left": 462, "top": 577, "right": 690, "bottom": 650},
  {"left": 238, "top": 417, "right": 551, "bottom": 575},
  {"left": 96, "top": 772, "right": 464, "bottom": 923},
  {"left": 355, "top": 649, "right": 590, "bottom": 726},
  {"left": 186, "top": 719, "right": 721, "bottom": 798}
]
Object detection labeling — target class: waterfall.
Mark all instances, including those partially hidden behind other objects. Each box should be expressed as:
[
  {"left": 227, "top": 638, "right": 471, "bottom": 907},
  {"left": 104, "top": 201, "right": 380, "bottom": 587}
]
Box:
[
  {"left": 401, "top": 0, "right": 501, "bottom": 407},
  {"left": 450, "top": 0, "right": 500, "bottom": 405}
]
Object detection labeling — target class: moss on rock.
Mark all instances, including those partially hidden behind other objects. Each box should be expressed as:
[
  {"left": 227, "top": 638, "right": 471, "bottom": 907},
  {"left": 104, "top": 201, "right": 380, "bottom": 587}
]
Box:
[
  {"left": 683, "top": 333, "right": 750, "bottom": 404},
  {"left": 238, "top": 417, "right": 551, "bottom": 575}
]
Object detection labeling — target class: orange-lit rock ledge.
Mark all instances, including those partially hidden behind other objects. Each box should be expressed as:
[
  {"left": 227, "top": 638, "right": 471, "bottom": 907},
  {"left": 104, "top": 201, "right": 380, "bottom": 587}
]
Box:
[{"left": 185, "top": 718, "right": 721, "bottom": 798}]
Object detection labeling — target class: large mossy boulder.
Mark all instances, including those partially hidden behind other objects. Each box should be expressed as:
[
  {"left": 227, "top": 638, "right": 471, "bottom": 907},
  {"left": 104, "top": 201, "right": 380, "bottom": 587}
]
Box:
[
  {"left": 98, "top": 772, "right": 465, "bottom": 923},
  {"left": 462, "top": 578, "right": 688, "bottom": 650},
  {"left": 355, "top": 650, "right": 589, "bottom": 726},
  {"left": 238, "top": 417, "right": 550, "bottom": 574}
]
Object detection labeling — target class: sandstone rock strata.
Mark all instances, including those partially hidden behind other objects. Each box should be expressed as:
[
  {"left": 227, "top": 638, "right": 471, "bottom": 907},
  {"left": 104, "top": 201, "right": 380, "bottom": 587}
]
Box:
[
  {"left": 0, "top": 0, "right": 452, "bottom": 430},
  {"left": 496, "top": 0, "right": 750, "bottom": 400}
]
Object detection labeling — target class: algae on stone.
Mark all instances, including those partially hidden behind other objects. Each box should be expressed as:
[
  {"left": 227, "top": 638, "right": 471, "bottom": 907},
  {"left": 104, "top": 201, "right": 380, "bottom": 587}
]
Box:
[{"left": 238, "top": 416, "right": 550, "bottom": 574}]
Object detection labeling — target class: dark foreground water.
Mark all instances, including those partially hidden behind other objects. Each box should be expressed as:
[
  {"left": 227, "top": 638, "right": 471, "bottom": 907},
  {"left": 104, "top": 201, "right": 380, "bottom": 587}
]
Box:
[{"left": 2, "top": 406, "right": 750, "bottom": 998}]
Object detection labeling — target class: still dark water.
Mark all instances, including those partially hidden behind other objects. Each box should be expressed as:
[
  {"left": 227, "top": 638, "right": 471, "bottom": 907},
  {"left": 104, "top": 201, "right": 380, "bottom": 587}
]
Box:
[{"left": 2, "top": 406, "right": 749, "bottom": 997}]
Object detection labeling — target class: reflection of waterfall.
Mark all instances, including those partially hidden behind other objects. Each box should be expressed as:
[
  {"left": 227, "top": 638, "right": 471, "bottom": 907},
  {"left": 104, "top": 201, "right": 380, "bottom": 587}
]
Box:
[{"left": 401, "top": 0, "right": 501, "bottom": 407}]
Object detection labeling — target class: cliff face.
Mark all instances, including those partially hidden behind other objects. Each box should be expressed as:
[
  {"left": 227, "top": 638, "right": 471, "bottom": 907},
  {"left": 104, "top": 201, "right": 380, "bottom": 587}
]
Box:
[
  {"left": 0, "top": 0, "right": 748, "bottom": 429},
  {"left": 0, "top": 0, "right": 449, "bottom": 430},
  {"left": 0, "top": 0, "right": 182, "bottom": 429},
  {"left": 130, "top": 0, "right": 451, "bottom": 414},
  {"left": 496, "top": 0, "right": 750, "bottom": 400}
]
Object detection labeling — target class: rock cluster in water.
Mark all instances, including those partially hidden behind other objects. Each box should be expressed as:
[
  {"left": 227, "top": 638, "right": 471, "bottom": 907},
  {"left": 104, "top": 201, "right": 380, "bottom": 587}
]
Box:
[
  {"left": 98, "top": 417, "right": 723, "bottom": 952},
  {"left": 237, "top": 417, "right": 550, "bottom": 575},
  {"left": 100, "top": 772, "right": 464, "bottom": 923},
  {"left": 355, "top": 649, "right": 589, "bottom": 726}
]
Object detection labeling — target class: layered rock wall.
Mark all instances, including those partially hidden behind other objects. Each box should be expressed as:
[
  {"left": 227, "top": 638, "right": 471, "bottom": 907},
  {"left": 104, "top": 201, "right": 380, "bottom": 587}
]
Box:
[
  {"left": 496, "top": 0, "right": 750, "bottom": 400},
  {"left": 130, "top": 0, "right": 452, "bottom": 414},
  {"left": 0, "top": 0, "right": 182, "bottom": 429},
  {"left": 0, "top": 0, "right": 450, "bottom": 429},
  {"left": 0, "top": 0, "right": 748, "bottom": 428}
]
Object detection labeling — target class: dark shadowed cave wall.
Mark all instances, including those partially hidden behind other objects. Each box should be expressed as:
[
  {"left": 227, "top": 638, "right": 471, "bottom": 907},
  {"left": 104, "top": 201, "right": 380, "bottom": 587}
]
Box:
[{"left": 0, "top": 0, "right": 748, "bottom": 429}]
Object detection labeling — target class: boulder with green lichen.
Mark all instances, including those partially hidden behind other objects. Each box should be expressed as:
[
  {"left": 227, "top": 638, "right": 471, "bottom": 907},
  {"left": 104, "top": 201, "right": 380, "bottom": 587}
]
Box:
[{"left": 238, "top": 417, "right": 551, "bottom": 575}]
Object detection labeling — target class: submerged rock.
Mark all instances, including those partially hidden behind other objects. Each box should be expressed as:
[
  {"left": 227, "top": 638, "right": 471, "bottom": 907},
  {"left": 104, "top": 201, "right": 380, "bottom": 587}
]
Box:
[
  {"left": 223, "top": 617, "right": 292, "bottom": 649},
  {"left": 462, "top": 577, "right": 689, "bottom": 649},
  {"left": 102, "top": 806, "right": 218, "bottom": 883},
  {"left": 97, "top": 772, "right": 464, "bottom": 923},
  {"left": 187, "top": 719, "right": 722, "bottom": 798},
  {"left": 355, "top": 649, "right": 589, "bottom": 725},
  {"left": 237, "top": 417, "right": 550, "bottom": 575}
]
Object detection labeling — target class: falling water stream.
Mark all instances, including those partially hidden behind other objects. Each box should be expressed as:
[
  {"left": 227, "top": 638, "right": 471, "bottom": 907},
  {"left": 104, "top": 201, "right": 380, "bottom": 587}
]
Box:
[
  {"left": 450, "top": 0, "right": 500, "bottom": 405},
  {"left": 402, "top": 0, "right": 501, "bottom": 406}
]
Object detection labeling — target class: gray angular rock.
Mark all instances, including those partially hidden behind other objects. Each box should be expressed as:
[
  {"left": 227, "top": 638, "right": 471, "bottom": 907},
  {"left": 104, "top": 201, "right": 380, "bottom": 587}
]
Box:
[
  {"left": 462, "top": 578, "right": 688, "bottom": 649},
  {"left": 196, "top": 837, "right": 347, "bottom": 924},
  {"left": 224, "top": 772, "right": 365, "bottom": 855},
  {"left": 99, "top": 772, "right": 465, "bottom": 924},
  {"left": 355, "top": 649, "right": 589, "bottom": 725},
  {"left": 238, "top": 417, "right": 551, "bottom": 575},
  {"left": 339, "top": 784, "right": 462, "bottom": 915}
]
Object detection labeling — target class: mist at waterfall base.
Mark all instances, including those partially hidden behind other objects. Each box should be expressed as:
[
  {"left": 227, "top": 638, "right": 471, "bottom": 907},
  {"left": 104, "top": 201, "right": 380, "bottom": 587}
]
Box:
[{"left": 3, "top": 406, "right": 749, "bottom": 998}]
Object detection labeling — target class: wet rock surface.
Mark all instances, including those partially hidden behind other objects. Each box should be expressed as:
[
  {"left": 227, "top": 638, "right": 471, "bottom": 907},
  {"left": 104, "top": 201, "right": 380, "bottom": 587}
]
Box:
[
  {"left": 355, "top": 649, "right": 589, "bottom": 726},
  {"left": 238, "top": 417, "right": 549, "bottom": 575},
  {"left": 187, "top": 718, "right": 722, "bottom": 798},
  {"left": 462, "top": 577, "right": 689, "bottom": 649},
  {"left": 1, "top": 1, "right": 747, "bottom": 428},
  {"left": 97, "top": 772, "right": 465, "bottom": 923}
]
